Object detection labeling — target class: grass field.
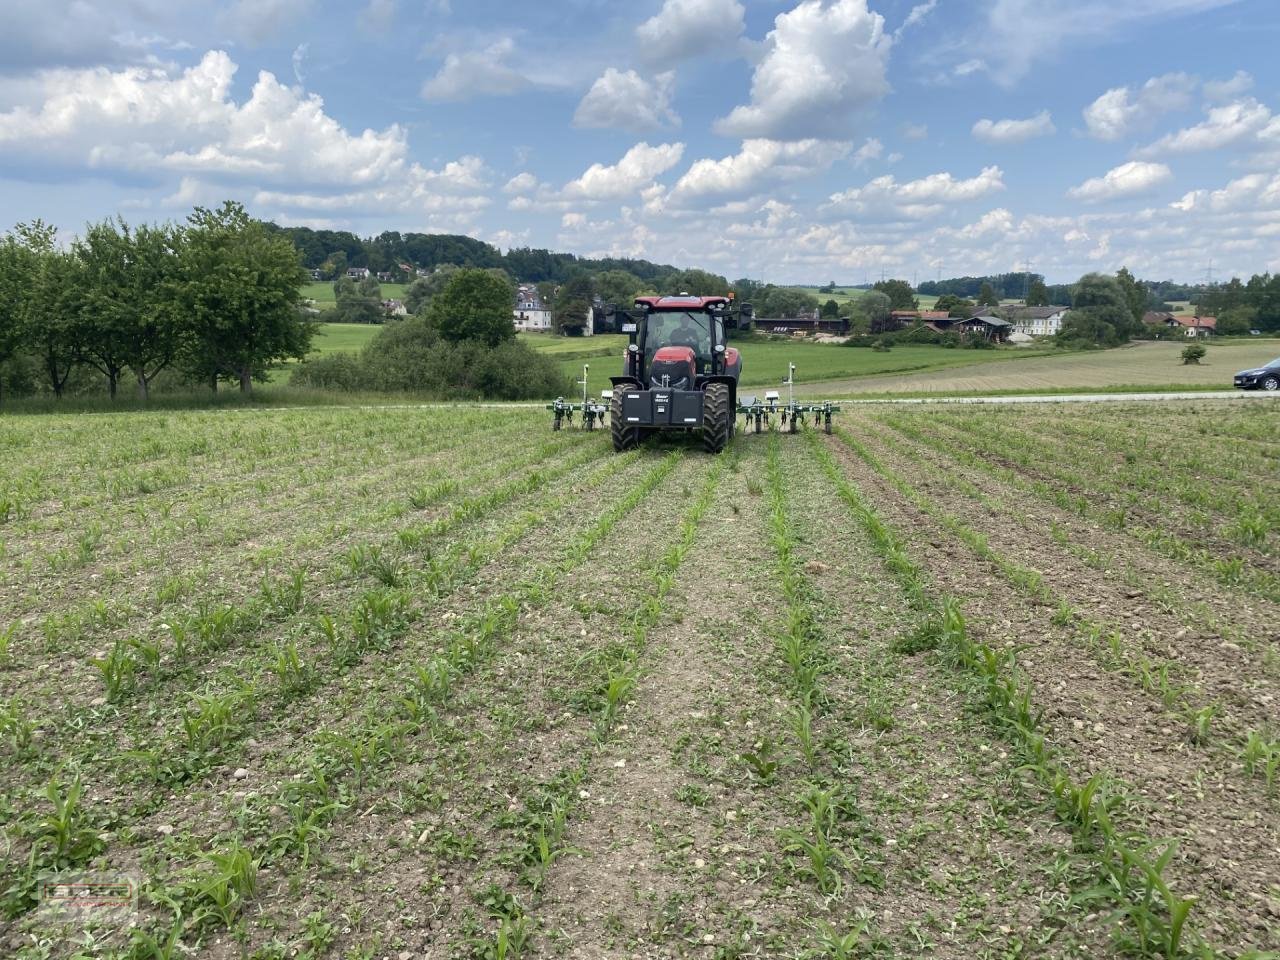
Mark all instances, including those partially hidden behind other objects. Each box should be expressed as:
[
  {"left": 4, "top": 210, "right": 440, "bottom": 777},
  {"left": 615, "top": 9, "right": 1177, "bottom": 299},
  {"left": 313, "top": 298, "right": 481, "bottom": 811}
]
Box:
[
  {"left": 303, "top": 281, "right": 409, "bottom": 310},
  {"left": 1, "top": 399, "right": 1278, "bottom": 958},
  {"left": 310, "top": 322, "right": 381, "bottom": 356}
]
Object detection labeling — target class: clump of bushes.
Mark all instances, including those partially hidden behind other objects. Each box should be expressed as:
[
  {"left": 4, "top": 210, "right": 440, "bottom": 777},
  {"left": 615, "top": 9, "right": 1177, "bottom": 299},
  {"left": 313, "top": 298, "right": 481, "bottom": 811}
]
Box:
[
  {"left": 1181, "top": 343, "right": 1207, "bottom": 365},
  {"left": 291, "top": 316, "right": 570, "bottom": 400},
  {"left": 292, "top": 268, "right": 572, "bottom": 400}
]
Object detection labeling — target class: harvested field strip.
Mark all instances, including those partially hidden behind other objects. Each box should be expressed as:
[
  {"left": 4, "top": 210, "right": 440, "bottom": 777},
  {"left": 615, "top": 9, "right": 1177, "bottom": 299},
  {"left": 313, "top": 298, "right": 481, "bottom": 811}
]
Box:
[
  {"left": 0, "top": 443, "right": 628, "bottom": 823},
  {"left": 810, "top": 433, "right": 1237, "bottom": 957},
  {"left": 920, "top": 411, "right": 1280, "bottom": 599},
  {"left": 820, "top": 429, "right": 1280, "bottom": 953}
]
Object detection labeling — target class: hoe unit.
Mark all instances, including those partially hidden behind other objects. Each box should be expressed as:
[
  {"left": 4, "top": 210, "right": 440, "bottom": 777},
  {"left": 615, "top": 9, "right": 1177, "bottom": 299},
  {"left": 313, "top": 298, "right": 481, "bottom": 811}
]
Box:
[{"left": 607, "top": 295, "right": 753, "bottom": 453}]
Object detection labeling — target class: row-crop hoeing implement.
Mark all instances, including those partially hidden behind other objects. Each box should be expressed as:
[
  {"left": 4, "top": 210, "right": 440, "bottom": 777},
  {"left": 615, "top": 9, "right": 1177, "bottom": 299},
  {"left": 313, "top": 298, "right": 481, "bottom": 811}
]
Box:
[{"left": 546, "top": 294, "right": 839, "bottom": 451}]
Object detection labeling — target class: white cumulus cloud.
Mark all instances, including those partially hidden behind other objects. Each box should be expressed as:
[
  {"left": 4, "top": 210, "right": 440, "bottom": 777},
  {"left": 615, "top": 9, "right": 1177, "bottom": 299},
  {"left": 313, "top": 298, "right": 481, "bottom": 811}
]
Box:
[
  {"left": 573, "top": 69, "right": 679, "bottom": 132},
  {"left": 714, "top": 0, "right": 891, "bottom": 140},
  {"left": 0, "top": 50, "right": 490, "bottom": 220},
  {"left": 563, "top": 142, "right": 685, "bottom": 200},
  {"left": 668, "top": 138, "right": 850, "bottom": 207},
  {"left": 971, "top": 110, "right": 1055, "bottom": 143},
  {"left": 825, "top": 165, "right": 1005, "bottom": 218},
  {"left": 1067, "top": 161, "right": 1172, "bottom": 202},
  {"left": 421, "top": 38, "right": 536, "bottom": 101},
  {"left": 636, "top": 0, "right": 746, "bottom": 65},
  {"left": 1137, "top": 98, "right": 1272, "bottom": 155},
  {"left": 1082, "top": 73, "right": 1196, "bottom": 140}
]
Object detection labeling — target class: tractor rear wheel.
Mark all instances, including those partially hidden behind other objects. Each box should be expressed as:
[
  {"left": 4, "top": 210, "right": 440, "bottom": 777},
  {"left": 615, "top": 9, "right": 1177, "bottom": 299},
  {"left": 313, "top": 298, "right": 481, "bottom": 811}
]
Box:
[
  {"left": 610, "top": 388, "right": 641, "bottom": 452},
  {"left": 702, "top": 382, "right": 731, "bottom": 454}
]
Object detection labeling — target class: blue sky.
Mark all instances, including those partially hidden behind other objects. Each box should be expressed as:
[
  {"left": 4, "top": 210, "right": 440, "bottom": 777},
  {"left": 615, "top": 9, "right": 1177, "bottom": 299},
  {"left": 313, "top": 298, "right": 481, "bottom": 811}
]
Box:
[{"left": 0, "top": 0, "right": 1277, "bottom": 283}]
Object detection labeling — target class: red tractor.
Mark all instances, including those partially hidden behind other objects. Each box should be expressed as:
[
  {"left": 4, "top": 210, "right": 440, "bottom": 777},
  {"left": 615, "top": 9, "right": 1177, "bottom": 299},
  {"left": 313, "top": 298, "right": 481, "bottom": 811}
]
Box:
[{"left": 606, "top": 295, "right": 753, "bottom": 453}]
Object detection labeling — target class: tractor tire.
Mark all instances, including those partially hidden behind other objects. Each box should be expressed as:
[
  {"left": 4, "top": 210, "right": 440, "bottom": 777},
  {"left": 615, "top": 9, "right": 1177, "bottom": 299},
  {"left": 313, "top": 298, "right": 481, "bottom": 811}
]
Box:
[
  {"left": 702, "top": 382, "right": 731, "bottom": 454},
  {"left": 610, "top": 388, "right": 641, "bottom": 452}
]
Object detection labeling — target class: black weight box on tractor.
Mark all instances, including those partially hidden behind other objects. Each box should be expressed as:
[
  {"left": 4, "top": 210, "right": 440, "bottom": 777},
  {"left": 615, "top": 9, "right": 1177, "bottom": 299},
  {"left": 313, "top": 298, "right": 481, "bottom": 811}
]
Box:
[{"left": 606, "top": 295, "right": 753, "bottom": 454}]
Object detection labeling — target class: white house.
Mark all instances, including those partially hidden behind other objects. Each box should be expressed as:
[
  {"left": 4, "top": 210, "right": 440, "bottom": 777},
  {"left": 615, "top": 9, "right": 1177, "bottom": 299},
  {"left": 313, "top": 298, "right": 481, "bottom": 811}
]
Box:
[
  {"left": 1008, "top": 306, "right": 1069, "bottom": 337},
  {"left": 514, "top": 285, "right": 553, "bottom": 332}
]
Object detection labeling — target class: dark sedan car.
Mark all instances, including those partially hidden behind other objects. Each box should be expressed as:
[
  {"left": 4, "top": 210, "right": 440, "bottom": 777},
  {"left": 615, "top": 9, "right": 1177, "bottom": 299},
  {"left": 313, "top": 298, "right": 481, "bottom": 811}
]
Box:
[{"left": 1235, "top": 357, "right": 1280, "bottom": 391}]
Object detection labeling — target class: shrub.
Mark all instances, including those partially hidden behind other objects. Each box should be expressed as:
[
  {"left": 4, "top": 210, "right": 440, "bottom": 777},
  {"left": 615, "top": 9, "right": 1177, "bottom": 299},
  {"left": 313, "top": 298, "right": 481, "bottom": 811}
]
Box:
[
  {"left": 1181, "top": 343, "right": 1207, "bottom": 365},
  {"left": 288, "top": 353, "right": 366, "bottom": 391},
  {"left": 289, "top": 316, "right": 571, "bottom": 400}
]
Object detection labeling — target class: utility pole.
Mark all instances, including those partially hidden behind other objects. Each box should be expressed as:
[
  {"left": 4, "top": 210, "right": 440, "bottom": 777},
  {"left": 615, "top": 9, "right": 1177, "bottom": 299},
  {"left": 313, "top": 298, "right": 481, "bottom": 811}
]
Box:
[{"left": 1023, "top": 259, "right": 1032, "bottom": 303}]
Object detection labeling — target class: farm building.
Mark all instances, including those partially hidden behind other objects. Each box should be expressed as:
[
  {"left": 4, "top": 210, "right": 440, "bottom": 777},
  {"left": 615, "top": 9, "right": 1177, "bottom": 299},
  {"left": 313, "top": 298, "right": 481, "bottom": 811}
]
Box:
[
  {"left": 1174, "top": 315, "right": 1216, "bottom": 337},
  {"left": 755, "top": 316, "right": 851, "bottom": 336},
  {"left": 958, "top": 315, "right": 1014, "bottom": 341},
  {"left": 1005, "top": 305, "right": 1069, "bottom": 337}
]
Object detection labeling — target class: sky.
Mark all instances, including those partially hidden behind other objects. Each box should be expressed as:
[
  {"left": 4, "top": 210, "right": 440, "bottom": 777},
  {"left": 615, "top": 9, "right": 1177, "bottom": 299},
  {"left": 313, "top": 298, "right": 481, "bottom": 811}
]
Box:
[{"left": 0, "top": 0, "right": 1278, "bottom": 284}]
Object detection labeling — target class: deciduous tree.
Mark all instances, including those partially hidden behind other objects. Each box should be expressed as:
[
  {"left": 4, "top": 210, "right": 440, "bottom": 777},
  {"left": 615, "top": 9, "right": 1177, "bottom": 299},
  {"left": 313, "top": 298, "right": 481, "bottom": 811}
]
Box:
[
  {"left": 179, "top": 201, "right": 312, "bottom": 394},
  {"left": 428, "top": 268, "right": 517, "bottom": 346}
]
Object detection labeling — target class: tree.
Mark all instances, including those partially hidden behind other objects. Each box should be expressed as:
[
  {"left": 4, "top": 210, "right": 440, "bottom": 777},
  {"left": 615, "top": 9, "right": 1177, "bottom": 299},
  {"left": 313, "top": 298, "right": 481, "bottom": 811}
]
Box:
[
  {"left": 661, "top": 269, "right": 729, "bottom": 296},
  {"left": 1026, "top": 278, "right": 1050, "bottom": 307},
  {"left": 0, "top": 234, "right": 21, "bottom": 406},
  {"left": 1182, "top": 343, "right": 1206, "bottom": 364},
  {"left": 820, "top": 298, "right": 840, "bottom": 318},
  {"left": 593, "top": 269, "right": 643, "bottom": 308},
  {"left": 75, "top": 219, "right": 185, "bottom": 400},
  {"left": 1056, "top": 273, "right": 1134, "bottom": 347},
  {"left": 332, "top": 274, "right": 384, "bottom": 324},
  {"left": 935, "top": 294, "right": 975, "bottom": 317},
  {"left": 553, "top": 275, "right": 595, "bottom": 335},
  {"left": 976, "top": 281, "right": 999, "bottom": 306},
  {"left": 873, "top": 278, "right": 918, "bottom": 310},
  {"left": 405, "top": 264, "right": 459, "bottom": 315},
  {"left": 1114, "top": 267, "right": 1146, "bottom": 326},
  {"left": 1217, "top": 305, "right": 1256, "bottom": 335},
  {"left": 855, "top": 290, "right": 892, "bottom": 333},
  {"left": 179, "top": 201, "right": 312, "bottom": 394},
  {"left": 12, "top": 221, "right": 82, "bottom": 398},
  {"left": 427, "top": 268, "right": 517, "bottom": 346},
  {"left": 756, "top": 286, "right": 819, "bottom": 318}
]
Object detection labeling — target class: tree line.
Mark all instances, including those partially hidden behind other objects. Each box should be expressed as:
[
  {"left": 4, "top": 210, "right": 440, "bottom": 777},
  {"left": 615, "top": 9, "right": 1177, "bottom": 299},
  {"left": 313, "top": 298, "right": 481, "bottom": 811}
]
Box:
[
  {"left": 269, "top": 224, "right": 685, "bottom": 286},
  {"left": 0, "top": 202, "right": 312, "bottom": 405}
]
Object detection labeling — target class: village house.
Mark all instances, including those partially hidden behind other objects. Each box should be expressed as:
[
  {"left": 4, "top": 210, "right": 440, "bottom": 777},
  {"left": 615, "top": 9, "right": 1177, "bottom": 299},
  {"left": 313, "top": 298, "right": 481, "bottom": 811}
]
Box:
[
  {"left": 513, "top": 285, "right": 553, "bottom": 332},
  {"left": 381, "top": 299, "right": 408, "bottom": 317},
  {"left": 346, "top": 266, "right": 371, "bottom": 280},
  {"left": 1175, "top": 315, "right": 1216, "bottom": 337},
  {"left": 1005, "top": 305, "right": 1070, "bottom": 337}
]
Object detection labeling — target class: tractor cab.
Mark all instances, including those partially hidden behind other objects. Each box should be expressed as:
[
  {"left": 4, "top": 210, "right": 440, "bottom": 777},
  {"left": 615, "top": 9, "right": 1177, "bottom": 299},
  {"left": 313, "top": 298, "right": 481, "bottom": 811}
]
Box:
[{"left": 604, "top": 294, "right": 753, "bottom": 453}]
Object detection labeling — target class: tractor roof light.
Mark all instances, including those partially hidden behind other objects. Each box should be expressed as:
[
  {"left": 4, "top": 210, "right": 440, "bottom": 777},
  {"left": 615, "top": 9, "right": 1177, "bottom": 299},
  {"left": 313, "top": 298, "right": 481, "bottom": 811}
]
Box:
[{"left": 714, "top": 343, "right": 726, "bottom": 353}]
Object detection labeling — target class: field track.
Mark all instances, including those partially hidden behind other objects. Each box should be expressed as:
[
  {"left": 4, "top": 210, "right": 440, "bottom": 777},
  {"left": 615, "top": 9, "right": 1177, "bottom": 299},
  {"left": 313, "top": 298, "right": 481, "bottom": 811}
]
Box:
[{"left": 1, "top": 400, "right": 1278, "bottom": 958}]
